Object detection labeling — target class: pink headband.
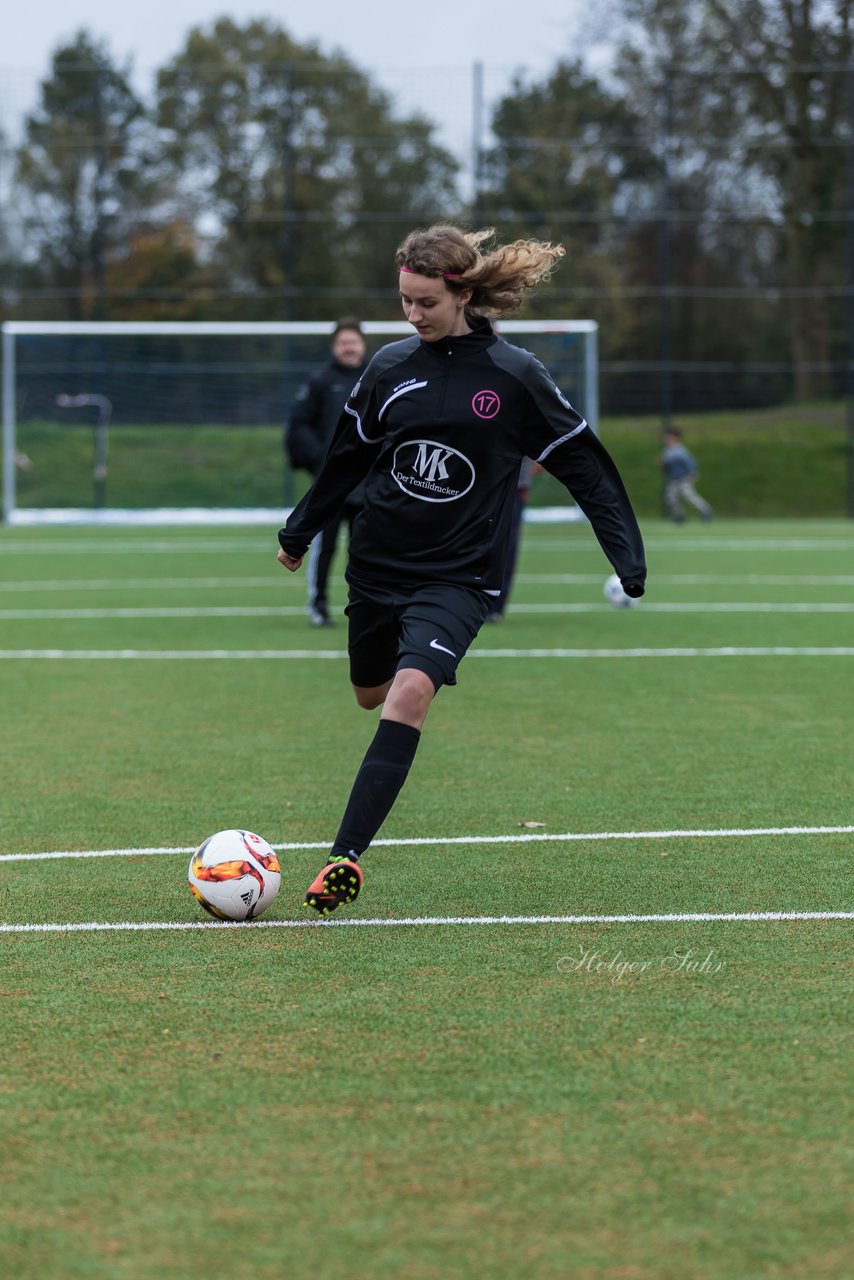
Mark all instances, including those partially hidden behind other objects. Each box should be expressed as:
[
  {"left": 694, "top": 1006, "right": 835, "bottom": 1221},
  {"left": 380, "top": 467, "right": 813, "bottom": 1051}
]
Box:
[{"left": 400, "top": 265, "right": 462, "bottom": 280}]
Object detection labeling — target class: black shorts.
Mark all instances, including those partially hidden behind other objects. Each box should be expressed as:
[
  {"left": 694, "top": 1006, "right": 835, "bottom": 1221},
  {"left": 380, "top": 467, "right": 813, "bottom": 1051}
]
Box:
[{"left": 345, "top": 573, "right": 491, "bottom": 692}]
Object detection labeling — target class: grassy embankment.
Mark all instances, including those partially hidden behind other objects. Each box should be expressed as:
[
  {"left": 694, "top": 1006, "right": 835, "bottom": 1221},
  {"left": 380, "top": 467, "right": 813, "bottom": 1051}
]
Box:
[{"left": 12, "top": 401, "right": 848, "bottom": 516}]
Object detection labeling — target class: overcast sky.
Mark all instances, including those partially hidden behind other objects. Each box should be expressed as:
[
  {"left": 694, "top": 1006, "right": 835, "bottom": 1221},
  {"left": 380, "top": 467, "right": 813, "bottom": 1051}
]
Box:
[{"left": 0, "top": 0, "right": 605, "bottom": 176}]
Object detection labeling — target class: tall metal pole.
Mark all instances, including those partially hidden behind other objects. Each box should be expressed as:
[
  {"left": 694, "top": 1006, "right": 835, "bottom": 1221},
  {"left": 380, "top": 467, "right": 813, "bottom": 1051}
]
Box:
[
  {"left": 472, "top": 60, "right": 485, "bottom": 221},
  {"left": 660, "top": 64, "right": 674, "bottom": 433},
  {"left": 91, "top": 59, "right": 108, "bottom": 322},
  {"left": 847, "top": 64, "right": 854, "bottom": 517},
  {"left": 281, "top": 63, "right": 297, "bottom": 322},
  {"left": 584, "top": 324, "right": 600, "bottom": 437},
  {"left": 2, "top": 327, "right": 16, "bottom": 523},
  {"left": 281, "top": 62, "right": 296, "bottom": 506}
]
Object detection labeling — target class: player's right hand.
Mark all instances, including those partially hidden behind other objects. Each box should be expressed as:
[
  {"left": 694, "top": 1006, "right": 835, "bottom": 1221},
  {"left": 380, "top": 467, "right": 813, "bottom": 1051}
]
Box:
[{"left": 277, "top": 548, "right": 303, "bottom": 572}]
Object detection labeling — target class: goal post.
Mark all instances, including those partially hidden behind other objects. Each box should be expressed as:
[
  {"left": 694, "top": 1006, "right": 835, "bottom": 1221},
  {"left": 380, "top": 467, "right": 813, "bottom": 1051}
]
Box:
[{"left": 1, "top": 319, "right": 598, "bottom": 525}]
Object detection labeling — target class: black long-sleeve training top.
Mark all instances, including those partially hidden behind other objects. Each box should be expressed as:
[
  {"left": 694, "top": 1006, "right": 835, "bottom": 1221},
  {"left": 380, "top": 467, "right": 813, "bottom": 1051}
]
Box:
[{"left": 278, "top": 320, "right": 646, "bottom": 596}]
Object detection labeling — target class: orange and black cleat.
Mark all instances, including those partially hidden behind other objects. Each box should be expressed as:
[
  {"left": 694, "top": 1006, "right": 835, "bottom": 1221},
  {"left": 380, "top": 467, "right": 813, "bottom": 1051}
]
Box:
[{"left": 304, "top": 858, "right": 364, "bottom": 915}]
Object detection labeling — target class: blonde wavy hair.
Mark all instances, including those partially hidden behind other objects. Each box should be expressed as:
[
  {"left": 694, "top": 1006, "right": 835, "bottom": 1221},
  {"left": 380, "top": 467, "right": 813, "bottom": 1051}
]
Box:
[{"left": 395, "top": 224, "right": 565, "bottom": 318}]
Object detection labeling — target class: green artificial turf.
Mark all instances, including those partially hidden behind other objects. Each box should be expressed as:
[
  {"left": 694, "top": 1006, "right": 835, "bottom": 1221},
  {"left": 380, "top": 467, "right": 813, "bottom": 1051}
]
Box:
[{"left": 0, "top": 518, "right": 851, "bottom": 1279}]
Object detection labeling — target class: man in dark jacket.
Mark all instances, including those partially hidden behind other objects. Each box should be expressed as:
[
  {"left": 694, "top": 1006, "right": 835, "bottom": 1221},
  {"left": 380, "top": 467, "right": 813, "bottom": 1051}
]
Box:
[{"left": 285, "top": 319, "right": 368, "bottom": 625}]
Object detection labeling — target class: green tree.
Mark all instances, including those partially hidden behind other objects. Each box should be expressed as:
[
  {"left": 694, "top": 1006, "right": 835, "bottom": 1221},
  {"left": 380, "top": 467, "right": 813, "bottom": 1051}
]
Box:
[
  {"left": 475, "top": 61, "right": 666, "bottom": 396},
  {"left": 0, "top": 122, "right": 12, "bottom": 318},
  {"left": 15, "top": 31, "right": 149, "bottom": 319},
  {"left": 155, "top": 17, "right": 460, "bottom": 318},
  {"left": 102, "top": 221, "right": 214, "bottom": 320},
  {"left": 478, "top": 60, "right": 656, "bottom": 244},
  {"left": 475, "top": 49, "right": 796, "bottom": 413},
  {"left": 617, "top": 0, "right": 853, "bottom": 400}
]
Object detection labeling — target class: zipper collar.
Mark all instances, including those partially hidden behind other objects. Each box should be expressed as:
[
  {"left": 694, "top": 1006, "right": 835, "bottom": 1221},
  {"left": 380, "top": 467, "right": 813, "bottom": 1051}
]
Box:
[{"left": 421, "top": 316, "right": 495, "bottom": 356}]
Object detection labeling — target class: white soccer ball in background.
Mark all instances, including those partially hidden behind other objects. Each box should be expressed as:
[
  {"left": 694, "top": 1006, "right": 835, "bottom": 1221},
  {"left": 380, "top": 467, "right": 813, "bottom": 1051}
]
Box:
[
  {"left": 603, "top": 573, "right": 637, "bottom": 609},
  {"left": 188, "top": 829, "right": 281, "bottom": 920}
]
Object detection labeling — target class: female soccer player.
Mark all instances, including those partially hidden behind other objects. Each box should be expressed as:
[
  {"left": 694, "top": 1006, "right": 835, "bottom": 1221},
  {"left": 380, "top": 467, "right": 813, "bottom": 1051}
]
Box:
[{"left": 277, "top": 224, "right": 646, "bottom": 914}]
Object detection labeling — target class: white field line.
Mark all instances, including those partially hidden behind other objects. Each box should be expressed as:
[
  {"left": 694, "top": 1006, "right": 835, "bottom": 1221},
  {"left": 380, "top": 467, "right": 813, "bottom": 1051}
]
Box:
[
  {"left": 3, "top": 602, "right": 854, "bottom": 620},
  {"left": 2, "top": 573, "right": 853, "bottom": 593},
  {"left": 2, "top": 535, "right": 853, "bottom": 556},
  {"left": 509, "top": 603, "right": 854, "bottom": 613},
  {"left": 0, "top": 538, "right": 273, "bottom": 554},
  {"left": 3, "top": 824, "right": 852, "bottom": 864},
  {"left": 1, "top": 647, "right": 852, "bottom": 660},
  {"left": 0, "top": 576, "right": 293, "bottom": 593},
  {"left": 0, "top": 648, "right": 350, "bottom": 660},
  {"left": 0, "top": 605, "right": 312, "bottom": 619},
  {"left": 1, "top": 911, "right": 852, "bottom": 935},
  {"left": 535, "top": 537, "right": 854, "bottom": 552},
  {"left": 518, "top": 573, "right": 854, "bottom": 586},
  {"left": 508, "top": 603, "right": 854, "bottom": 613}
]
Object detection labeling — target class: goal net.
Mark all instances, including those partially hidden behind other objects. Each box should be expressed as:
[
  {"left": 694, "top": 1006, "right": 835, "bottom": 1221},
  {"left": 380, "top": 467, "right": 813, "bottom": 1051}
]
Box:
[{"left": 2, "top": 320, "right": 598, "bottom": 525}]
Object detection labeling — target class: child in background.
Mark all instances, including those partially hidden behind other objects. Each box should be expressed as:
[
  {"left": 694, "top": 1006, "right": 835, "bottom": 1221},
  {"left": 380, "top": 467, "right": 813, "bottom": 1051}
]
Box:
[{"left": 661, "top": 427, "right": 713, "bottom": 523}]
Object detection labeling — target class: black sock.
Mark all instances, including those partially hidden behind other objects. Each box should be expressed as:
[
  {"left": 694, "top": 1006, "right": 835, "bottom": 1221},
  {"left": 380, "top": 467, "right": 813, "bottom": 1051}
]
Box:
[{"left": 330, "top": 719, "right": 422, "bottom": 861}]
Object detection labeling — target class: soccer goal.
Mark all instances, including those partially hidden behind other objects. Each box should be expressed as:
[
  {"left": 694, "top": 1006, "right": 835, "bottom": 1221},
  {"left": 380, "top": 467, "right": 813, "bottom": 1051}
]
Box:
[{"left": 1, "top": 319, "right": 598, "bottom": 525}]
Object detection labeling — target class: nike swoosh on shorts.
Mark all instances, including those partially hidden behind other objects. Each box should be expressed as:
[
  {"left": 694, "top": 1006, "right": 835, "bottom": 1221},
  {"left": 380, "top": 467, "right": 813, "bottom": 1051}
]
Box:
[{"left": 429, "top": 638, "right": 456, "bottom": 657}]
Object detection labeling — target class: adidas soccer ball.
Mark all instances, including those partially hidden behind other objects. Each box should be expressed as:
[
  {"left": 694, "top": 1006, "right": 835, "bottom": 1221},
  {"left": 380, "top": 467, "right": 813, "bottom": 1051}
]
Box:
[
  {"left": 603, "top": 573, "right": 637, "bottom": 609},
  {"left": 188, "top": 829, "right": 281, "bottom": 920}
]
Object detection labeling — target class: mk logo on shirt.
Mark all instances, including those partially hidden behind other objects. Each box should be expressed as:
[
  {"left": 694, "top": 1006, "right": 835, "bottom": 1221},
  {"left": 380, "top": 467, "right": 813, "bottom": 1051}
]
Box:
[{"left": 391, "top": 439, "right": 476, "bottom": 502}]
